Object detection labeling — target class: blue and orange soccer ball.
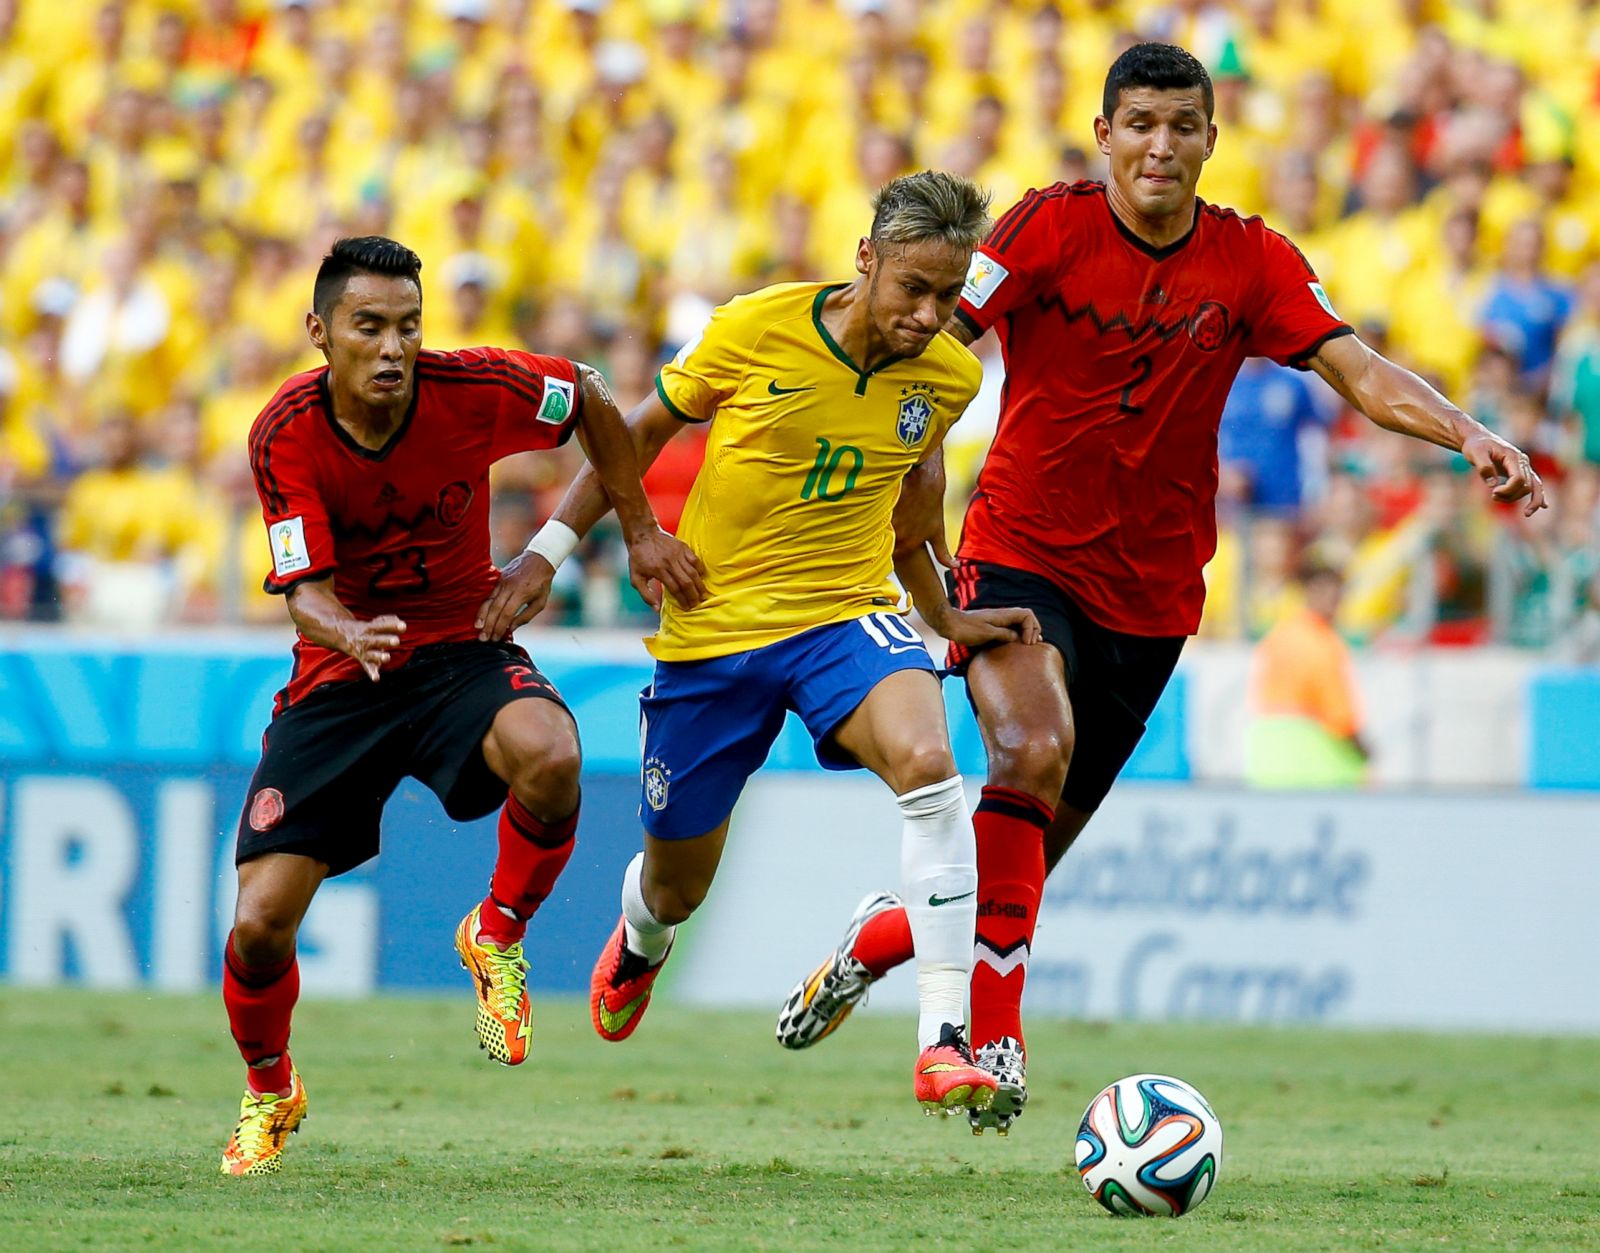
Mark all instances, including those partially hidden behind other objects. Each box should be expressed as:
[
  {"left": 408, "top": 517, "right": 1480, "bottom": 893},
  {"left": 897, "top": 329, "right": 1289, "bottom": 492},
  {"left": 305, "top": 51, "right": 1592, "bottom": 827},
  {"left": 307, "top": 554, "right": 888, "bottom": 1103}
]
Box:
[{"left": 1075, "top": 1074, "right": 1224, "bottom": 1217}]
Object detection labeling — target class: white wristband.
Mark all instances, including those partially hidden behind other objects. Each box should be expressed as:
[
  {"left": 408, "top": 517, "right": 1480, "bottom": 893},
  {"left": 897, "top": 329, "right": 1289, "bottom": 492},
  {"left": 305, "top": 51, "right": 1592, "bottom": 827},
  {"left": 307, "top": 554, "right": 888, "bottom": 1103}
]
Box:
[{"left": 524, "top": 519, "right": 580, "bottom": 570}]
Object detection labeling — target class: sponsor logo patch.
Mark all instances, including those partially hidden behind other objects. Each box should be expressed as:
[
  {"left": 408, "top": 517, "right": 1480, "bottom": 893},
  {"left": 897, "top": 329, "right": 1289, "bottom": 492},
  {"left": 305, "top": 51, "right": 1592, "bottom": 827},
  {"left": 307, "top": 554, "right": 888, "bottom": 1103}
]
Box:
[
  {"left": 270, "top": 517, "right": 311, "bottom": 577},
  {"left": 249, "top": 787, "right": 285, "bottom": 832},
  {"left": 536, "top": 375, "right": 576, "bottom": 425},
  {"left": 1308, "top": 281, "right": 1337, "bottom": 318},
  {"left": 962, "top": 252, "right": 1010, "bottom": 309}
]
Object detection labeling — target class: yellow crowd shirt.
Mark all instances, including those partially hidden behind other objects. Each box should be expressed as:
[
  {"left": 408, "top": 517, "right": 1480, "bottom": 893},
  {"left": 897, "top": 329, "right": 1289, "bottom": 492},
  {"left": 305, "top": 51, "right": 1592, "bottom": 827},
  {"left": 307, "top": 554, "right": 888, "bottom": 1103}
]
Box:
[{"left": 650, "top": 282, "right": 982, "bottom": 662}]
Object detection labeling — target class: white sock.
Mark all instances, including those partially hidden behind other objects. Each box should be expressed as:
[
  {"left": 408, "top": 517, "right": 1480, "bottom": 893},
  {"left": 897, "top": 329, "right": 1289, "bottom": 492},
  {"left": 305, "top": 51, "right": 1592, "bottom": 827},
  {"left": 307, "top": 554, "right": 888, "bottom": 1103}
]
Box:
[
  {"left": 898, "top": 775, "right": 977, "bottom": 1049},
  {"left": 620, "top": 852, "right": 674, "bottom": 963}
]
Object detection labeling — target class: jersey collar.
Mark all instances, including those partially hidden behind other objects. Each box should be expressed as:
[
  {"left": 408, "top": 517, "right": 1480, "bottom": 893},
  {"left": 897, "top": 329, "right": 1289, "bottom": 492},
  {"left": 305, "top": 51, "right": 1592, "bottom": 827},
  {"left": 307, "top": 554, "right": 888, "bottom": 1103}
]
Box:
[
  {"left": 317, "top": 369, "right": 420, "bottom": 461},
  {"left": 1104, "top": 194, "right": 1203, "bottom": 262},
  {"left": 812, "top": 283, "right": 906, "bottom": 397}
]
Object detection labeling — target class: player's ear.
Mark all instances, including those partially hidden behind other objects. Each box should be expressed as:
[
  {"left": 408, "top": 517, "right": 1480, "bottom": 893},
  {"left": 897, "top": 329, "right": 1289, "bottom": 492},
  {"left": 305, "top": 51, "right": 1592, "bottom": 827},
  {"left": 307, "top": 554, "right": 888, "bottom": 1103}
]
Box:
[
  {"left": 1204, "top": 121, "right": 1217, "bottom": 160},
  {"left": 856, "top": 237, "right": 873, "bottom": 277},
  {"left": 306, "top": 311, "right": 326, "bottom": 354},
  {"left": 1094, "top": 115, "right": 1112, "bottom": 156}
]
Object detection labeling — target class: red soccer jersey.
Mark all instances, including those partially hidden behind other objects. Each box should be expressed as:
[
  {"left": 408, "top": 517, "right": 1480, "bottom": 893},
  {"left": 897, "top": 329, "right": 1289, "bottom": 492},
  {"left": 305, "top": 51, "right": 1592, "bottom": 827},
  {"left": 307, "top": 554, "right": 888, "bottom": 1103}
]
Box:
[
  {"left": 954, "top": 182, "right": 1351, "bottom": 636},
  {"left": 249, "top": 346, "right": 580, "bottom": 708}
]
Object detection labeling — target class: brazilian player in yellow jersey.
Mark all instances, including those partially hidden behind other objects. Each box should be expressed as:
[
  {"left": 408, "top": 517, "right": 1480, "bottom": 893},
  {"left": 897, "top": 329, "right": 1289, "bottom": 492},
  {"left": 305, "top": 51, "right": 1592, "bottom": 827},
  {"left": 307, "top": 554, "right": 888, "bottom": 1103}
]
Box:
[{"left": 479, "top": 172, "right": 1041, "bottom": 1114}]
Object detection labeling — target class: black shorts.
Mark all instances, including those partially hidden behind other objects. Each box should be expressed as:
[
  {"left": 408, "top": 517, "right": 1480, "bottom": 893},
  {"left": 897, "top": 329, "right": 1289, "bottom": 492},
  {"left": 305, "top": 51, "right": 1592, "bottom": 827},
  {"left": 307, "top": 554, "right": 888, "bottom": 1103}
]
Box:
[
  {"left": 945, "top": 560, "right": 1185, "bottom": 814},
  {"left": 236, "top": 640, "right": 570, "bottom": 877}
]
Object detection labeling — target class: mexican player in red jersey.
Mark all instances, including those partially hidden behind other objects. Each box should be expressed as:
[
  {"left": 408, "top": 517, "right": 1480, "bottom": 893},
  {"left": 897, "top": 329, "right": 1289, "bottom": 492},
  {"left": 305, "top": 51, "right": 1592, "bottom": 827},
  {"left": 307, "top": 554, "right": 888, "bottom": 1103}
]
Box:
[
  {"left": 776, "top": 44, "right": 1547, "bottom": 1134},
  {"left": 219, "top": 237, "right": 703, "bottom": 1176}
]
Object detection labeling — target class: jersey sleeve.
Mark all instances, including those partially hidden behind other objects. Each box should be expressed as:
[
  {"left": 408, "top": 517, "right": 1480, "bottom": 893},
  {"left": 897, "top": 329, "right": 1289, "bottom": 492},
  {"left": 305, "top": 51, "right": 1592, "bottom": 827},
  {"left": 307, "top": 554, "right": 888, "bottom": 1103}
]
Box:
[
  {"left": 1246, "top": 227, "right": 1354, "bottom": 369},
  {"left": 655, "top": 296, "right": 755, "bottom": 423},
  {"left": 469, "top": 347, "right": 582, "bottom": 459},
  {"left": 953, "top": 187, "right": 1067, "bottom": 338},
  {"left": 250, "top": 416, "right": 335, "bottom": 596}
]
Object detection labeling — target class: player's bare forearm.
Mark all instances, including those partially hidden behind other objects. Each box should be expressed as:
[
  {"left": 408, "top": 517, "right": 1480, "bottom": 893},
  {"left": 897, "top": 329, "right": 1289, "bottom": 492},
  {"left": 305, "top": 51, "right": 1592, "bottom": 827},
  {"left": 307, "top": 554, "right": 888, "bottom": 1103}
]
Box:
[
  {"left": 287, "top": 577, "right": 405, "bottom": 681},
  {"left": 572, "top": 365, "right": 660, "bottom": 544},
  {"left": 893, "top": 543, "right": 955, "bottom": 632},
  {"left": 553, "top": 389, "right": 684, "bottom": 538},
  {"left": 945, "top": 316, "right": 979, "bottom": 347},
  {"left": 894, "top": 543, "right": 1043, "bottom": 647},
  {"left": 1312, "top": 334, "right": 1547, "bottom": 515},
  {"left": 893, "top": 447, "right": 953, "bottom": 566}
]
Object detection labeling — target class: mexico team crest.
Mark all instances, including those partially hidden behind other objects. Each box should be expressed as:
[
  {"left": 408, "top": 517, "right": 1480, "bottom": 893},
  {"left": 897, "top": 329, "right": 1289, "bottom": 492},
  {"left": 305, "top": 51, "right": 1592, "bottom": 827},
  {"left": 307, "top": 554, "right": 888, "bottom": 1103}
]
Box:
[{"left": 896, "top": 383, "right": 937, "bottom": 448}]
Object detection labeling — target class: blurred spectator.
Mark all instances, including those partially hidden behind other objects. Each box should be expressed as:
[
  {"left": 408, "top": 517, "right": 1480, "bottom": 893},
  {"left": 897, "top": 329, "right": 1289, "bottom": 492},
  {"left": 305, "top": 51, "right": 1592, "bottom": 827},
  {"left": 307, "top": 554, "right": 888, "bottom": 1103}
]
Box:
[
  {"left": 0, "top": 0, "right": 1585, "bottom": 639},
  {"left": 1218, "top": 357, "right": 1331, "bottom": 514},
  {"left": 1480, "top": 217, "right": 1574, "bottom": 385},
  {"left": 1550, "top": 263, "right": 1600, "bottom": 465},
  {"left": 1244, "top": 561, "right": 1368, "bottom": 789}
]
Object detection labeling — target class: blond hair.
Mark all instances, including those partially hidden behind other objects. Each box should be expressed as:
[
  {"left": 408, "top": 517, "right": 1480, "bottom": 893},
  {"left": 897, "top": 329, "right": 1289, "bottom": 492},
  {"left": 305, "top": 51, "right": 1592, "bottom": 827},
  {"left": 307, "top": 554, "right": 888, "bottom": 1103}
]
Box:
[{"left": 869, "top": 171, "right": 993, "bottom": 250}]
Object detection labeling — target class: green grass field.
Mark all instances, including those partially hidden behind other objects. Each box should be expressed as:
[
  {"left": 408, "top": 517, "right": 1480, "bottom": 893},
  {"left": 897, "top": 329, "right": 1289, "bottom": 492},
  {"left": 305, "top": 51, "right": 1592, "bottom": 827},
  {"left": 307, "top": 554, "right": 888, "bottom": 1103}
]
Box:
[{"left": 2, "top": 989, "right": 1597, "bottom": 1251}]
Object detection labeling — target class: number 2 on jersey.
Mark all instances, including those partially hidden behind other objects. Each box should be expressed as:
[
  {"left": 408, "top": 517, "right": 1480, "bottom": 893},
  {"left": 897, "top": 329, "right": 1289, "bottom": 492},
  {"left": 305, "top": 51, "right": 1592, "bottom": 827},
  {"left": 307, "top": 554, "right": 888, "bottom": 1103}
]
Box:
[
  {"left": 801, "top": 437, "right": 864, "bottom": 501},
  {"left": 1119, "top": 354, "right": 1154, "bottom": 415},
  {"left": 367, "top": 546, "right": 430, "bottom": 597}
]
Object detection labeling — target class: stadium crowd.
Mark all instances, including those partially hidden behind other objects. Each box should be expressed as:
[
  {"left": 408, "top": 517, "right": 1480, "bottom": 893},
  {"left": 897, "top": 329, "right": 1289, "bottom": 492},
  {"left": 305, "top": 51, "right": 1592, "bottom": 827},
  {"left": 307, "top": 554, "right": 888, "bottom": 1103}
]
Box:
[{"left": 1, "top": 0, "right": 1598, "bottom": 649}]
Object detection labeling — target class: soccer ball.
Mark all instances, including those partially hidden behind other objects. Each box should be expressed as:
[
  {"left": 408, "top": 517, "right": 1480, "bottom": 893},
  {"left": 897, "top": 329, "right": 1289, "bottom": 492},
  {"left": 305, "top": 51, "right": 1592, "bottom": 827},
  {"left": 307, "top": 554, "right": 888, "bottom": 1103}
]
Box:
[{"left": 1074, "top": 1074, "right": 1223, "bottom": 1217}]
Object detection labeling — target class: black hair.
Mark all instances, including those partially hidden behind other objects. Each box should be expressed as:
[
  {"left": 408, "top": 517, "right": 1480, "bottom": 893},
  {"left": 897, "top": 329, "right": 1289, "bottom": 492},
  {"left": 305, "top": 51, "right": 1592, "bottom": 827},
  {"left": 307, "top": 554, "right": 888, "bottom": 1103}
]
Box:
[
  {"left": 312, "top": 236, "right": 422, "bottom": 321},
  {"left": 1102, "top": 42, "right": 1214, "bottom": 122}
]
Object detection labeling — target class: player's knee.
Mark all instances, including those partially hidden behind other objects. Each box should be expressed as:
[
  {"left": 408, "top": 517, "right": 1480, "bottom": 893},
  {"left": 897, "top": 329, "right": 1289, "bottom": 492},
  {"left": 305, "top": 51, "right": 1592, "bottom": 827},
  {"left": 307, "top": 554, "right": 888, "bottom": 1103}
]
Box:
[
  {"left": 231, "top": 899, "right": 299, "bottom": 965},
  {"left": 503, "top": 727, "right": 582, "bottom": 807},
  {"left": 987, "top": 720, "right": 1073, "bottom": 798},
  {"left": 642, "top": 876, "right": 705, "bottom": 926},
  {"left": 893, "top": 740, "right": 959, "bottom": 794}
]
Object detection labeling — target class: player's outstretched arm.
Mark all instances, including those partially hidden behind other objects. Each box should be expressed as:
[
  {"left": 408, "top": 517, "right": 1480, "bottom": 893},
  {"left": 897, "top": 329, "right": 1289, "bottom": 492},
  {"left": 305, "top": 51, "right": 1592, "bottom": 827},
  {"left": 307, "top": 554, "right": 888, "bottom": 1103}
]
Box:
[
  {"left": 894, "top": 541, "right": 1041, "bottom": 648},
  {"left": 286, "top": 577, "right": 406, "bottom": 682},
  {"left": 1310, "top": 334, "right": 1548, "bottom": 517},
  {"left": 476, "top": 380, "right": 706, "bottom": 641}
]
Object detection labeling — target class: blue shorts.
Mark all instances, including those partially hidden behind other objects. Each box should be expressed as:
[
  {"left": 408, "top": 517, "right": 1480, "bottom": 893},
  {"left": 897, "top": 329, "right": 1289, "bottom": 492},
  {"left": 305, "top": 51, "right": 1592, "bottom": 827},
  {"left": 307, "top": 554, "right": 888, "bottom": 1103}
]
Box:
[{"left": 639, "top": 613, "right": 938, "bottom": 840}]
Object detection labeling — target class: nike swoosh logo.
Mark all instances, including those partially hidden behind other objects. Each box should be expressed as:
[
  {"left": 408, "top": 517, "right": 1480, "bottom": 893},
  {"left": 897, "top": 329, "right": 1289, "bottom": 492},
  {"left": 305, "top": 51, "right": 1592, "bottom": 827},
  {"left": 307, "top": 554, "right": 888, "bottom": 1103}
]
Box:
[
  {"left": 767, "top": 380, "right": 815, "bottom": 395},
  {"left": 887, "top": 645, "right": 925, "bottom": 656},
  {"left": 597, "top": 988, "right": 650, "bottom": 1034},
  {"left": 929, "top": 890, "right": 976, "bottom": 907}
]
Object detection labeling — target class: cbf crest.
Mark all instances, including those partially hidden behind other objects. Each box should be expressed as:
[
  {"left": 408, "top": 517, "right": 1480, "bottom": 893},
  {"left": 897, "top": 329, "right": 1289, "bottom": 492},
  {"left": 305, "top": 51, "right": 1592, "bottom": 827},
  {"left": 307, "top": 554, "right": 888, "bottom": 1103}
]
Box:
[{"left": 896, "top": 383, "right": 938, "bottom": 449}]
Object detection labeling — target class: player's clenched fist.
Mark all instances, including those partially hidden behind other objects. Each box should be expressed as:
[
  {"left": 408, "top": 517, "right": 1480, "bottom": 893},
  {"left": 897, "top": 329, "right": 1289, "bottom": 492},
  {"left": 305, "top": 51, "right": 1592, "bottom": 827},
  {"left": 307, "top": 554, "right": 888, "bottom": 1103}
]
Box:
[
  {"left": 341, "top": 615, "right": 407, "bottom": 682},
  {"left": 625, "top": 527, "right": 706, "bottom": 612}
]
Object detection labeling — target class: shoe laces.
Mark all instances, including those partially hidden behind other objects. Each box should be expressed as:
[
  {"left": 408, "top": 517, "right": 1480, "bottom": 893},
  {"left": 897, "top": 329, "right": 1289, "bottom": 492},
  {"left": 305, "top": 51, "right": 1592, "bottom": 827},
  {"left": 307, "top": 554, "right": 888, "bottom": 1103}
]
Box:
[
  {"left": 934, "top": 1022, "right": 977, "bottom": 1064},
  {"left": 233, "top": 1090, "right": 285, "bottom": 1156},
  {"left": 482, "top": 942, "right": 527, "bottom": 1017},
  {"left": 809, "top": 955, "right": 870, "bottom": 1022}
]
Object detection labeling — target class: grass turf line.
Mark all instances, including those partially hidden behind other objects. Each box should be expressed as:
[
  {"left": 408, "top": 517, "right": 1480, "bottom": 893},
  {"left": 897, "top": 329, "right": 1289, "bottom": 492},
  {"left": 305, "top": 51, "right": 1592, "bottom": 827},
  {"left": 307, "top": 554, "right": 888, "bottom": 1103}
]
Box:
[{"left": 1, "top": 989, "right": 1597, "bottom": 1250}]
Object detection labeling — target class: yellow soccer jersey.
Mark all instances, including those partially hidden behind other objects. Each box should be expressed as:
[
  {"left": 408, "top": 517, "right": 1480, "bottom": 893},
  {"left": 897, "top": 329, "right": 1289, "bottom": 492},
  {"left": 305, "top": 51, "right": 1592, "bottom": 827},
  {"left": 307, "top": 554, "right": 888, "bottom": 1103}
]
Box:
[{"left": 651, "top": 282, "right": 982, "bottom": 662}]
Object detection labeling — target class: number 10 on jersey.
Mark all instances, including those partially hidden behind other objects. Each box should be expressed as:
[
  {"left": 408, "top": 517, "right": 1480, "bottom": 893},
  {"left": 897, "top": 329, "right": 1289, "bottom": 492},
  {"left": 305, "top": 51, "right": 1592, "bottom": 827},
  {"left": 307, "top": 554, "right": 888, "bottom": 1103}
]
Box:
[{"left": 801, "top": 437, "right": 864, "bottom": 502}]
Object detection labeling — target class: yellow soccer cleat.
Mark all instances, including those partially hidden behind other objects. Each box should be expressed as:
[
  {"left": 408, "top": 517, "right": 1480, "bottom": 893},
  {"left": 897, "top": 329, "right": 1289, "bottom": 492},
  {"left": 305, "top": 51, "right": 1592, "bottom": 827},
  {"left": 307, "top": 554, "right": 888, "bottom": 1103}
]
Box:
[
  {"left": 220, "top": 1068, "right": 308, "bottom": 1177},
  {"left": 455, "top": 905, "right": 533, "bottom": 1065}
]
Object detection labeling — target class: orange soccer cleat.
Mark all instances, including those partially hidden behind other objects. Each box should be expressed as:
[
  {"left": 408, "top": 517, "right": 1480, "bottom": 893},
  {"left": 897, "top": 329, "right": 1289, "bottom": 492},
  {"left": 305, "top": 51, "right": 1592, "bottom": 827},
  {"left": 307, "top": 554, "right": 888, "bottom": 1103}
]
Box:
[
  {"left": 914, "top": 1024, "right": 998, "bottom": 1115},
  {"left": 220, "top": 1068, "right": 308, "bottom": 1177},
  {"left": 589, "top": 917, "right": 672, "bottom": 1042}
]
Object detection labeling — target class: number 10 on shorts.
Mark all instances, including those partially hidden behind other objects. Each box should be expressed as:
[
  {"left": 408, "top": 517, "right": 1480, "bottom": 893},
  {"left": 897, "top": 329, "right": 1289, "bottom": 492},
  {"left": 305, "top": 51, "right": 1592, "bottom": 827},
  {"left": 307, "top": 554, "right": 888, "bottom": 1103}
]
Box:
[{"left": 858, "top": 611, "right": 926, "bottom": 653}]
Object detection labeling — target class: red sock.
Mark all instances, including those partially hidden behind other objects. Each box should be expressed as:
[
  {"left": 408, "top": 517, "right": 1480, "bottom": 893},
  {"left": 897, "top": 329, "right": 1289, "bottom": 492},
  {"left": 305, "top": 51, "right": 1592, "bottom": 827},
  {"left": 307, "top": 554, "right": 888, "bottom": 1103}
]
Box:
[
  {"left": 222, "top": 931, "right": 298, "bottom": 1095},
  {"left": 850, "top": 907, "right": 914, "bottom": 979},
  {"left": 969, "top": 786, "right": 1051, "bottom": 1053},
  {"left": 476, "top": 792, "right": 577, "bottom": 947}
]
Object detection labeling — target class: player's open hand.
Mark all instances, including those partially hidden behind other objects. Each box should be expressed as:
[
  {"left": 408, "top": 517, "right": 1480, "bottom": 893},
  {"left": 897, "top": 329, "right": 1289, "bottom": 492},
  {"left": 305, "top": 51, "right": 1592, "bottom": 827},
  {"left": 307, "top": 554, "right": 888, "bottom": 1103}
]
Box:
[
  {"left": 476, "top": 552, "right": 557, "bottom": 642},
  {"left": 936, "top": 605, "right": 1043, "bottom": 648},
  {"left": 343, "top": 614, "right": 406, "bottom": 682},
  {"left": 626, "top": 527, "right": 706, "bottom": 612},
  {"left": 1461, "top": 430, "right": 1549, "bottom": 517}
]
